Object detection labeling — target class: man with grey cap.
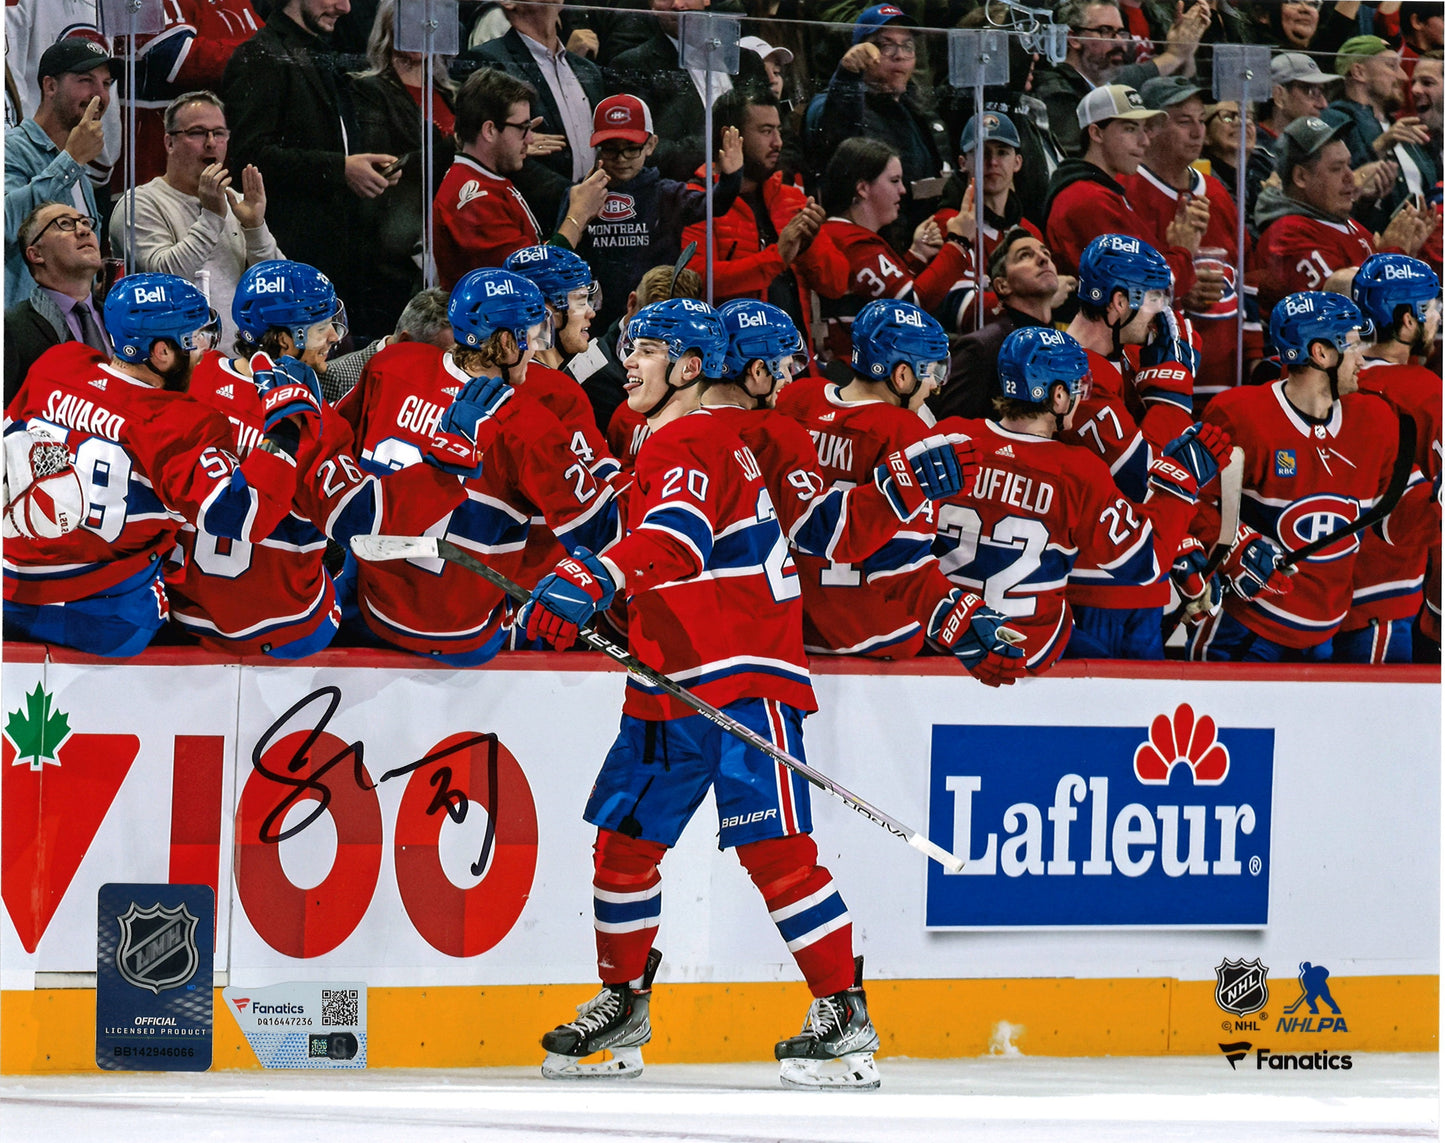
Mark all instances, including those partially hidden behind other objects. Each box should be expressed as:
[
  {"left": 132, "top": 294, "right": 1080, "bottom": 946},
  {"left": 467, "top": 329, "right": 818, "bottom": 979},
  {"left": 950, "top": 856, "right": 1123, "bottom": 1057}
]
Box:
[
  {"left": 1247, "top": 51, "right": 1343, "bottom": 232},
  {"left": 1253, "top": 116, "right": 1433, "bottom": 318},
  {"left": 5, "top": 38, "right": 118, "bottom": 305},
  {"left": 1043, "top": 82, "right": 1201, "bottom": 296},
  {"left": 1127, "top": 76, "right": 1242, "bottom": 404},
  {"left": 1323, "top": 34, "right": 1439, "bottom": 235}
]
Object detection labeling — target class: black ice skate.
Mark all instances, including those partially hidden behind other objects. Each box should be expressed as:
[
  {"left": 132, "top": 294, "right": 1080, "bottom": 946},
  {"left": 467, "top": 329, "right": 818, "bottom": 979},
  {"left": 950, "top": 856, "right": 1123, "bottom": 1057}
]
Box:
[
  {"left": 774, "top": 956, "right": 881, "bottom": 1090},
  {"left": 540, "top": 948, "right": 662, "bottom": 1079}
]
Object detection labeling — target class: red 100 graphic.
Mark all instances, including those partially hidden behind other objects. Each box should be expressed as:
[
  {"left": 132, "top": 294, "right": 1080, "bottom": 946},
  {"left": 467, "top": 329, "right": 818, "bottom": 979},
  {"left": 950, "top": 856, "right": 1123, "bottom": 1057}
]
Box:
[{"left": 235, "top": 730, "right": 538, "bottom": 958}]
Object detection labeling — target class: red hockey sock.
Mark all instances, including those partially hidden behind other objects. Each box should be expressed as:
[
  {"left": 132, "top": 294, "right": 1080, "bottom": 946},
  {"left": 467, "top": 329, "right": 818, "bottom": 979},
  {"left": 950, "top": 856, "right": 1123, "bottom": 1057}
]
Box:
[
  {"left": 592, "top": 829, "right": 668, "bottom": 985},
  {"left": 737, "top": 834, "right": 856, "bottom": 998}
]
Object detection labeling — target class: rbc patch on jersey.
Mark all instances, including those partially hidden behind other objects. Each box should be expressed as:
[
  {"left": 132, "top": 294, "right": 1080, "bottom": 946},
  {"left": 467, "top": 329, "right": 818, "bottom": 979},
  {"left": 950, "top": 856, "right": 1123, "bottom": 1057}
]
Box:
[
  {"left": 1274, "top": 450, "right": 1296, "bottom": 478},
  {"left": 925, "top": 704, "right": 1274, "bottom": 927}
]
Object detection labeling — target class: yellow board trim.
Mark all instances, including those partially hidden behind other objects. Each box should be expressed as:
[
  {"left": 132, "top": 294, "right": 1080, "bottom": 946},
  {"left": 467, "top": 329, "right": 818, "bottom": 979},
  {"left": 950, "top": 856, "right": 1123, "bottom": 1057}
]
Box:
[{"left": 2, "top": 975, "right": 1436, "bottom": 1074}]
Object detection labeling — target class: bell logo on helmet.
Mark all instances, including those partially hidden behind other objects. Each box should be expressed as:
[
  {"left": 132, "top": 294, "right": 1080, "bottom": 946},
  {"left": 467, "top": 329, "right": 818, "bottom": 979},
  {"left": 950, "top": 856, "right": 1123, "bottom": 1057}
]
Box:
[
  {"left": 1381, "top": 262, "right": 1422, "bottom": 281},
  {"left": 252, "top": 277, "right": 287, "bottom": 294},
  {"left": 1281, "top": 294, "right": 1315, "bottom": 317},
  {"left": 893, "top": 307, "right": 925, "bottom": 327},
  {"left": 736, "top": 309, "right": 768, "bottom": 329},
  {"left": 131, "top": 285, "right": 168, "bottom": 304},
  {"left": 483, "top": 279, "right": 514, "bottom": 297},
  {"left": 1101, "top": 235, "right": 1139, "bottom": 253}
]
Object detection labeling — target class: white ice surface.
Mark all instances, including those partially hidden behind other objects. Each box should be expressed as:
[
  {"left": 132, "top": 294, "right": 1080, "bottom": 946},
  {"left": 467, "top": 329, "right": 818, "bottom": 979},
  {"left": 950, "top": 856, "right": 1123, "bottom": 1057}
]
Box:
[{"left": 2, "top": 1055, "right": 1437, "bottom": 1143}]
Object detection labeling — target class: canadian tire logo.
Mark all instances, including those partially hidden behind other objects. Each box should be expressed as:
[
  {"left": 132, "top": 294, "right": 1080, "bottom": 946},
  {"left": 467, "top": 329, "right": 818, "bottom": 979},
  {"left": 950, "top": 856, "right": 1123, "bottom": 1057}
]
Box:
[{"left": 116, "top": 901, "right": 200, "bottom": 994}]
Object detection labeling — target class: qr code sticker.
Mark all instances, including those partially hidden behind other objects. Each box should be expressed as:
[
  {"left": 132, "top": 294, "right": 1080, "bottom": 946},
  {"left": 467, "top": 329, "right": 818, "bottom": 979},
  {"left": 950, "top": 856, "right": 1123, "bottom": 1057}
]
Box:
[{"left": 321, "top": 989, "right": 359, "bottom": 1027}]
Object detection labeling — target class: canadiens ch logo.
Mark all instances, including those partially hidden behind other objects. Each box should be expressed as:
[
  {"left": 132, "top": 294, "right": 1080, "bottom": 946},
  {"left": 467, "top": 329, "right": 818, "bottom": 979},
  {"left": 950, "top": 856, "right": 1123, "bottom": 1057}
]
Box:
[
  {"left": 1277, "top": 494, "right": 1361, "bottom": 562},
  {"left": 1215, "top": 957, "right": 1269, "bottom": 1016},
  {"left": 115, "top": 901, "right": 200, "bottom": 994},
  {"left": 600, "top": 194, "right": 636, "bottom": 221}
]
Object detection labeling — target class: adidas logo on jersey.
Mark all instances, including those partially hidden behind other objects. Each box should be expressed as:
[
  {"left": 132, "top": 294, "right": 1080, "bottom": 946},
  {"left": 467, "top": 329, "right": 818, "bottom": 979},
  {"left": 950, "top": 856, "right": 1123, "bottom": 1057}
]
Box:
[
  {"left": 997, "top": 444, "right": 1015, "bottom": 458},
  {"left": 819, "top": 412, "right": 836, "bottom": 422},
  {"left": 442, "top": 386, "right": 460, "bottom": 396},
  {"left": 89, "top": 378, "right": 107, "bottom": 390},
  {"left": 217, "top": 384, "right": 234, "bottom": 399}
]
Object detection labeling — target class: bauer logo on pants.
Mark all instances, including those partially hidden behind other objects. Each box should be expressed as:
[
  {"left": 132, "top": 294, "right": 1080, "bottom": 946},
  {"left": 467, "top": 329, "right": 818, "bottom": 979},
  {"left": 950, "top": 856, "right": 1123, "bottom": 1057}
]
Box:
[{"left": 924, "top": 704, "right": 1274, "bottom": 927}]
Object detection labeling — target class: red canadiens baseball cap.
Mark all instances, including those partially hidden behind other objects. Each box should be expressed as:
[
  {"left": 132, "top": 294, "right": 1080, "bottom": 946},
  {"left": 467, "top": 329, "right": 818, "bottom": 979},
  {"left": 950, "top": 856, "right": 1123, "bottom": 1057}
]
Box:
[{"left": 591, "top": 95, "right": 654, "bottom": 146}]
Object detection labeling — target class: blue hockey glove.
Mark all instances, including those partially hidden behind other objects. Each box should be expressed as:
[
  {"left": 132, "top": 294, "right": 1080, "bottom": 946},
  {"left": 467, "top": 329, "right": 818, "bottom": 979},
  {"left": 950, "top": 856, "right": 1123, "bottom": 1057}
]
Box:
[
  {"left": 1221, "top": 526, "right": 1295, "bottom": 600},
  {"left": 517, "top": 547, "right": 618, "bottom": 649},
  {"left": 1169, "top": 535, "right": 1222, "bottom": 621},
  {"left": 928, "top": 589, "right": 1026, "bottom": 685},
  {"left": 252, "top": 352, "right": 323, "bottom": 434},
  {"left": 439, "top": 373, "right": 514, "bottom": 444},
  {"left": 875, "top": 434, "right": 978, "bottom": 522},
  {"left": 1139, "top": 307, "right": 1200, "bottom": 375},
  {"left": 1148, "top": 422, "right": 1230, "bottom": 504}
]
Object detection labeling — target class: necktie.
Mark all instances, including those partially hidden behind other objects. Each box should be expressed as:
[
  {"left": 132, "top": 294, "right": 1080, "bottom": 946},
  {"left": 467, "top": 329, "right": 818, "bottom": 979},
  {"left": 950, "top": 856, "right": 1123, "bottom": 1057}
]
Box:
[{"left": 73, "top": 300, "right": 109, "bottom": 356}]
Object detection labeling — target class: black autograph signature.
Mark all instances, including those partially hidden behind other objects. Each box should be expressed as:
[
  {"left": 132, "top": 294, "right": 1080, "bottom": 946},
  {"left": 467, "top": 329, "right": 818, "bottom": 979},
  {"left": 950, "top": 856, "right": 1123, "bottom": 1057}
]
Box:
[{"left": 251, "top": 686, "right": 499, "bottom": 877}]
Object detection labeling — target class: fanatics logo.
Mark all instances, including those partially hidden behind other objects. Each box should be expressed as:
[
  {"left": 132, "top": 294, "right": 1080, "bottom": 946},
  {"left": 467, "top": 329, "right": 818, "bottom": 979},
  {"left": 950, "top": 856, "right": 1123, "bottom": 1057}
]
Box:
[{"left": 457, "top": 180, "right": 487, "bottom": 209}]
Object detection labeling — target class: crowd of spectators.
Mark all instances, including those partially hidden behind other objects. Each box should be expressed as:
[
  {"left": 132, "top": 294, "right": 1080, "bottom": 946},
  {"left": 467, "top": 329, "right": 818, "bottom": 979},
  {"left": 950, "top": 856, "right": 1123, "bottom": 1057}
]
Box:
[{"left": 3, "top": 0, "right": 1442, "bottom": 668}]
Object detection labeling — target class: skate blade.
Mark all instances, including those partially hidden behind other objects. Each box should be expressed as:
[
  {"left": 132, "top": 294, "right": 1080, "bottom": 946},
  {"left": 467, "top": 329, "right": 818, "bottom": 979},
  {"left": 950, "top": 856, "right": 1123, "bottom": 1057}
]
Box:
[
  {"left": 778, "top": 1052, "right": 880, "bottom": 1090},
  {"left": 541, "top": 1047, "right": 644, "bottom": 1080}
]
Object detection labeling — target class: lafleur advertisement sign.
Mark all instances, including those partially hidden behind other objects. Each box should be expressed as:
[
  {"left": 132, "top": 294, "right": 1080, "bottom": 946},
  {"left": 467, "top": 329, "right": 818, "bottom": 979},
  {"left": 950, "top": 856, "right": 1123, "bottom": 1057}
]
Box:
[{"left": 926, "top": 704, "right": 1274, "bottom": 927}]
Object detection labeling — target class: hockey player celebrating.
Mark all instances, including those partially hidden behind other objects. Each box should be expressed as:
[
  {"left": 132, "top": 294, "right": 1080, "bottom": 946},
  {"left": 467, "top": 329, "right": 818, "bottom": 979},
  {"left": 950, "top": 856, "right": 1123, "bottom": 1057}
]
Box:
[
  {"left": 932, "top": 326, "right": 1229, "bottom": 673},
  {"left": 4, "top": 274, "right": 312, "bottom": 656},
  {"left": 168, "top": 260, "right": 474, "bottom": 657},
  {"left": 338, "top": 268, "right": 617, "bottom": 663},
  {"left": 1191, "top": 292, "right": 1406, "bottom": 662},
  {"left": 517, "top": 298, "right": 883, "bottom": 1089},
  {"left": 1337, "top": 254, "right": 1442, "bottom": 662}
]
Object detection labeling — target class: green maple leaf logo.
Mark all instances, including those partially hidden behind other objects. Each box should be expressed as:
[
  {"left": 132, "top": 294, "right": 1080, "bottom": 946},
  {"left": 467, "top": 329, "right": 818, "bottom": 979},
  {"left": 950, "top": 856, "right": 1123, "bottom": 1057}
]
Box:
[{"left": 5, "top": 684, "right": 71, "bottom": 771}]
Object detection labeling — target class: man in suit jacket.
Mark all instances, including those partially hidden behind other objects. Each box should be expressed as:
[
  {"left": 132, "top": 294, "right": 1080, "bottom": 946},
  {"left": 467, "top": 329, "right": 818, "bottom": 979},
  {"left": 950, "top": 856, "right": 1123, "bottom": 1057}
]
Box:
[
  {"left": 458, "top": 1, "right": 606, "bottom": 230},
  {"left": 6, "top": 201, "right": 110, "bottom": 404},
  {"left": 222, "top": 0, "right": 400, "bottom": 314}
]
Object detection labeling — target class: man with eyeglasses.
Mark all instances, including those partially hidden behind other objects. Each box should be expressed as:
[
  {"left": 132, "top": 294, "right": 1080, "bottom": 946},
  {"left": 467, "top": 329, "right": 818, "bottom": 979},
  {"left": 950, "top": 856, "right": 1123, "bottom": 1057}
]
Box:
[
  {"left": 1034, "top": 0, "right": 1209, "bottom": 159},
  {"left": 806, "top": 4, "right": 951, "bottom": 242},
  {"left": 3, "top": 274, "right": 319, "bottom": 658},
  {"left": 110, "top": 91, "right": 281, "bottom": 333},
  {"left": 5, "top": 38, "right": 118, "bottom": 306},
  {"left": 434, "top": 67, "right": 609, "bottom": 290},
  {"left": 5, "top": 203, "right": 110, "bottom": 404}
]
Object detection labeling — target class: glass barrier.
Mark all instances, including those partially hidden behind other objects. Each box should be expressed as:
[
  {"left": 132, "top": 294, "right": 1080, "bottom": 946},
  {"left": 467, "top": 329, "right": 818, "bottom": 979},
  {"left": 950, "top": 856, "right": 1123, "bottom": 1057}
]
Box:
[{"left": 4, "top": 0, "right": 1440, "bottom": 375}]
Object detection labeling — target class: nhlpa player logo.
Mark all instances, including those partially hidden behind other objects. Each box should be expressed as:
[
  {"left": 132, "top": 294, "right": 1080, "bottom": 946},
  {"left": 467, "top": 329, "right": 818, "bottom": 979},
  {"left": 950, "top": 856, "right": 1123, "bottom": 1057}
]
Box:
[
  {"left": 926, "top": 706, "right": 1273, "bottom": 927},
  {"left": 1215, "top": 957, "right": 1269, "bottom": 1016},
  {"left": 115, "top": 901, "right": 200, "bottom": 994}
]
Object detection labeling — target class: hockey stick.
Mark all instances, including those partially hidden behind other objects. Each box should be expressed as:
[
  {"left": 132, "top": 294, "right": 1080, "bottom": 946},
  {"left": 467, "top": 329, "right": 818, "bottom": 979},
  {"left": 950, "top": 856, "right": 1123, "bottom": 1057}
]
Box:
[
  {"left": 1163, "top": 446, "right": 1244, "bottom": 639},
  {"left": 1275, "top": 411, "right": 1417, "bottom": 571},
  {"left": 667, "top": 241, "right": 697, "bottom": 298},
  {"left": 349, "top": 534, "right": 967, "bottom": 872}
]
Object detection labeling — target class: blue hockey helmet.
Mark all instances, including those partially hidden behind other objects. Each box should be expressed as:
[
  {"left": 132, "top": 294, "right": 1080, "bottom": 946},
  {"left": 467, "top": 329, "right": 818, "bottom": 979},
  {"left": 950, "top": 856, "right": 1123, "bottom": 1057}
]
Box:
[
  {"left": 1077, "top": 233, "right": 1173, "bottom": 313},
  {"left": 717, "top": 299, "right": 804, "bottom": 382},
  {"left": 1270, "top": 291, "right": 1368, "bottom": 365},
  {"left": 503, "top": 244, "right": 601, "bottom": 313},
  {"left": 1351, "top": 254, "right": 1440, "bottom": 335},
  {"left": 850, "top": 299, "right": 949, "bottom": 389},
  {"left": 233, "top": 259, "right": 345, "bottom": 347},
  {"left": 105, "top": 274, "right": 218, "bottom": 362},
  {"left": 449, "top": 268, "right": 552, "bottom": 351},
  {"left": 996, "top": 326, "right": 1090, "bottom": 406},
  {"left": 625, "top": 298, "right": 728, "bottom": 377}
]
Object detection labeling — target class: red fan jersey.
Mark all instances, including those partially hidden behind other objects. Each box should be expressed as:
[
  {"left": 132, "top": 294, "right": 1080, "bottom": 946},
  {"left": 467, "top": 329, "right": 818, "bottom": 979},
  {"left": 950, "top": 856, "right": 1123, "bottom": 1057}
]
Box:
[
  {"left": 1343, "top": 357, "right": 1442, "bottom": 628},
  {"left": 4, "top": 343, "right": 298, "bottom": 606},
  {"left": 1252, "top": 212, "right": 1382, "bottom": 319},
  {"left": 1200, "top": 381, "right": 1400, "bottom": 648},
  {"left": 932, "top": 417, "right": 1185, "bottom": 671},
  {"left": 339, "top": 342, "right": 617, "bottom": 658},
  {"left": 433, "top": 155, "right": 543, "bottom": 290},
  {"left": 602, "top": 407, "right": 815, "bottom": 720},
  {"left": 166, "top": 352, "right": 461, "bottom": 654},
  {"left": 780, "top": 382, "right": 955, "bottom": 658},
  {"left": 815, "top": 218, "right": 969, "bottom": 365}
]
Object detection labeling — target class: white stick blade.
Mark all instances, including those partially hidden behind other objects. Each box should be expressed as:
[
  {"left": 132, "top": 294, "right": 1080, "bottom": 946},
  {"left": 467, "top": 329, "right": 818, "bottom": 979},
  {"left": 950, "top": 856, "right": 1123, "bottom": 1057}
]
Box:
[
  {"left": 349, "top": 534, "right": 440, "bottom": 562},
  {"left": 909, "top": 833, "right": 966, "bottom": 873}
]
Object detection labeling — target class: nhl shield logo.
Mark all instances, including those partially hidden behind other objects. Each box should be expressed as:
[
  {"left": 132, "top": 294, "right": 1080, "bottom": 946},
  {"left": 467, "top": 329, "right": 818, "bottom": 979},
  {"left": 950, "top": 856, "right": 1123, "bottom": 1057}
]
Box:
[
  {"left": 1215, "top": 957, "right": 1269, "bottom": 1016},
  {"left": 115, "top": 902, "right": 200, "bottom": 994}
]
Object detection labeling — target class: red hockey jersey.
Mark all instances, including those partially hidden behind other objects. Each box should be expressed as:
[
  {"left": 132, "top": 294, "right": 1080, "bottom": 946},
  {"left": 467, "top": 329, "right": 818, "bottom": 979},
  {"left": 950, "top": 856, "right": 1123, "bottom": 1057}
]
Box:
[
  {"left": 780, "top": 383, "right": 955, "bottom": 657},
  {"left": 602, "top": 407, "right": 815, "bottom": 719},
  {"left": 1200, "top": 380, "right": 1400, "bottom": 647},
  {"left": 4, "top": 343, "right": 298, "bottom": 606},
  {"left": 432, "top": 155, "right": 543, "bottom": 290},
  {"left": 933, "top": 417, "right": 1186, "bottom": 671},
  {"left": 1252, "top": 211, "right": 1387, "bottom": 318}
]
